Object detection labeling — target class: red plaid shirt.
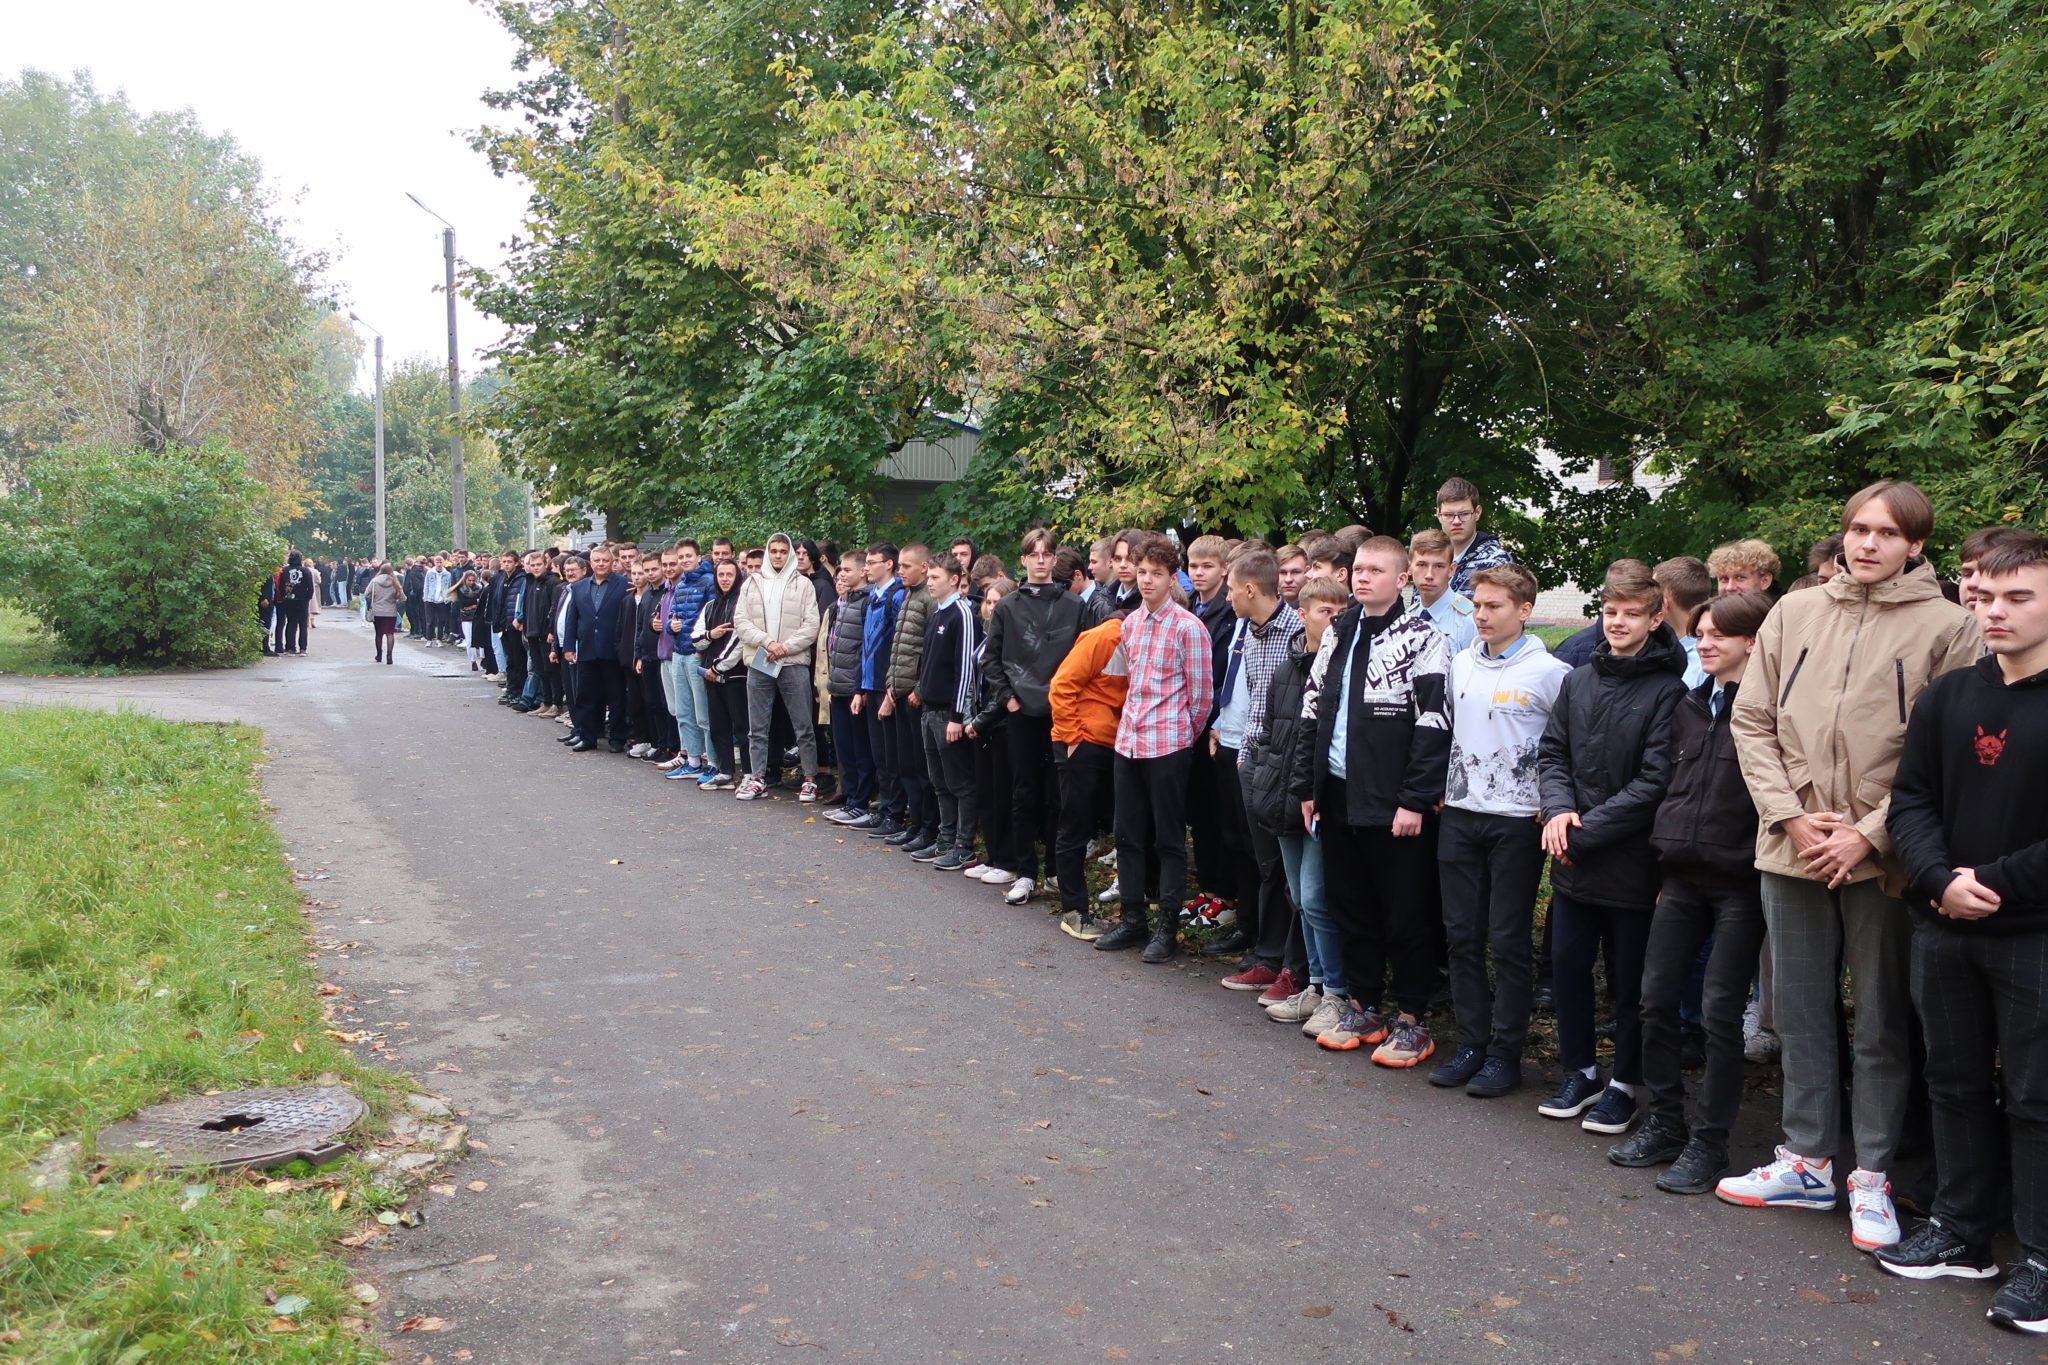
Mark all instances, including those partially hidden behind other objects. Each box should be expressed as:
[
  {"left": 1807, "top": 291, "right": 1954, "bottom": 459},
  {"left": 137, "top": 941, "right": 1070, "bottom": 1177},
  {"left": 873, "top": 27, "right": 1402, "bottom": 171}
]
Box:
[{"left": 1114, "top": 599, "right": 1215, "bottom": 759}]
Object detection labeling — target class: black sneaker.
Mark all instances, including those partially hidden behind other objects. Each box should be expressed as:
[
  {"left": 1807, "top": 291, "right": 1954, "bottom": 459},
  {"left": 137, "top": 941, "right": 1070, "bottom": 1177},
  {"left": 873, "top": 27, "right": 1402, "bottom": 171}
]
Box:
[
  {"left": 1608, "top": 1116, "right": 1687, "bottom": 1167},
  {"left": 866, "top": 820, "right": 906, "bottom": 841},
  {"left": 932, "top": 848, "right": 970, "bottom": 871},
  {"left": 1094, "top": 917, "right": 1149, "bottom": 952},
  {"left": 883, "top": 828, "right": 915, "bottom": 847},
  {"left": 1141, "top": 928, "right": 1177, "bottom": 964},
  {"left": 1874, "top": 1219, "right": 1998, "bottom": 1281},
  {"left": 1990, "top": 1258, "right": 2048, "bottom": 1334},
  {"left": 1537, "top": 1072, "right": 1605, "bottom": 1120},
  {"left": 1428, "top": 1046, "right": 1486, "bottom": 1089},
  {"left": 1582, "top": 1085, "right": 1638, "bottom": 1135},
  {"left": 1656, "top": 1138, "right": 1729, "bottom": 1196},
  {"left": 1465, "top": 1056, "right": 1521, "bottom": 1098},
  {"left": 907, "top": 842, "right": 941, "bottom": 862}
]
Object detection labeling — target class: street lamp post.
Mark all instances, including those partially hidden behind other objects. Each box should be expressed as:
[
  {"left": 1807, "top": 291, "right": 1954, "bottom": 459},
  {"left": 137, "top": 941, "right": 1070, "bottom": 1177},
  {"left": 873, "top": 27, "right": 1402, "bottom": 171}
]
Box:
[
  {"left": 347, "top": 313, "right": 387, "bottom": 562},
  {"left": 406, "top": 193, "right": 467, "bottom": 550}
]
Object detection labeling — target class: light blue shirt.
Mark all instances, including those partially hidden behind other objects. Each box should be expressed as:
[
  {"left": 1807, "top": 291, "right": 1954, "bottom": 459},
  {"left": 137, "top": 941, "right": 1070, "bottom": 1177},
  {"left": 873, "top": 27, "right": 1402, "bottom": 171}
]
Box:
[
  {"left": 1212, "top": 618, "right": 1252, "bottom": 751},
  {"left": 1416, "top": 591, "right": 1477, "bottom": 656},
  {"left": 1484, "top": 631, "right": 1533, "bottom": 661},
  {"left": 1680, "top": 634, "right": 1707, "bottom": 689},
  {"left": 1326, "top": 626, "right": 1361, "bottom": 779}
]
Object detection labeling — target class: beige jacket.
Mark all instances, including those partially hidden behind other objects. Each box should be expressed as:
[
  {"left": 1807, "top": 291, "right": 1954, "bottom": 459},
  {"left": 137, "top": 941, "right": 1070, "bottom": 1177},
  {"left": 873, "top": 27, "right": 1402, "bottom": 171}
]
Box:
[
  {"left": 1731, "top": 562, "right": 1981, "bottom": 893},
  {"left": 735, "top": 565, "right": 822, "bottom": 666}
]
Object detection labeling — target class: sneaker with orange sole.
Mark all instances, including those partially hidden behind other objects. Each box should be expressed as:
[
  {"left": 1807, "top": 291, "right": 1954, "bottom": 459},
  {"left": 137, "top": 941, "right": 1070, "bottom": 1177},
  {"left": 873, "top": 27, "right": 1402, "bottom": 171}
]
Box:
[
  {"left": 1371, "top": 1018, "right": 1435, "bottom": 1068},
  {"left": 1317, "top": 1003, "right": 1390, "bottom": 1051}
]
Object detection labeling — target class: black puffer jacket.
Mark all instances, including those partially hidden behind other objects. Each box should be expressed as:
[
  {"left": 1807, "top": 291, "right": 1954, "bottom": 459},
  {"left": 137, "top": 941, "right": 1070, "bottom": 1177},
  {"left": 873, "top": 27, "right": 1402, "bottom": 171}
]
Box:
[
  {"left": 1242, "top": 644, "right": 1313, "bottom": 836},
  {"left": 984, "top": 581, "right": 1089, "bottom": 717},
  {"left": 1651, "top": 678, "right": 1758, "bottom": 880},
  {"left": 825, "top": 590, "right": 870, "bottom": 698},
  {"left": 1538, "top": 624, "right": 1690, "bottom": 908}
]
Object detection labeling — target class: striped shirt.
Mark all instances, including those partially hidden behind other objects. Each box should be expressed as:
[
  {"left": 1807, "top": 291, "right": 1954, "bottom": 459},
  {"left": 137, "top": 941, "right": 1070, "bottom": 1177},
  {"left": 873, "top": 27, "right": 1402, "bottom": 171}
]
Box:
[
  {"left": 1114, "top": 598, "right": 1215, "bottom": 759},
  {"left": 1229, "top": 601, "right": 1303, "bottom": 749}
]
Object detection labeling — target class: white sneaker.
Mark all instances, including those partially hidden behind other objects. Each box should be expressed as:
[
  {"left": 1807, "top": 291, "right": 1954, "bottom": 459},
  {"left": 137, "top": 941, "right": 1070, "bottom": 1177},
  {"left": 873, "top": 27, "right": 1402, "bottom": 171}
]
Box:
[
  {"left": 1265, "top": 986, "right": 1322, "bottom": 1024},
  {"left": 1300, "top": 992, "right": 1347, "bottom": 1038},
  {"left": 1096, "top": 879, "right": 1120, "bottom": 904},
  {"left": 628, "top": 743, "right": 652, "bottom": 758},
  {"left": 1714, "top": 1145, "right": 1836, "bottom": 1210},
  {"left": 734, "top": 776, "right": 766, "bottom": 801},
  {"left": 1004, "top": 877, "right": 1036, "bottom": 906},
  {"left": 1848, "top": 1169, "right": 1901, "bottom": 1250},
  {"left": 978, "top": 866, "right": 1017, "bottom": 885}
]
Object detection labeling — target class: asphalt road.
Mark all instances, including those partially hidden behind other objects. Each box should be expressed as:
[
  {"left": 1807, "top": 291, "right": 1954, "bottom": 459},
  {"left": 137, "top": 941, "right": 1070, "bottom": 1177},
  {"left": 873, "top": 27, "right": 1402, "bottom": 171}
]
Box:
[{"left": 4, "top": 607, "right": 2029, "bottom": 1364}]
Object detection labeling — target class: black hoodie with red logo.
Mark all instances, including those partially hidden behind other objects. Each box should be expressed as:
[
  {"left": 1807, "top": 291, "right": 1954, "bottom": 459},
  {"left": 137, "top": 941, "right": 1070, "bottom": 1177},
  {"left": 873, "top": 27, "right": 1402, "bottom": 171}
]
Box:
[{"left": 1889, "top": 653, "right": 2048, "bottom": 935}]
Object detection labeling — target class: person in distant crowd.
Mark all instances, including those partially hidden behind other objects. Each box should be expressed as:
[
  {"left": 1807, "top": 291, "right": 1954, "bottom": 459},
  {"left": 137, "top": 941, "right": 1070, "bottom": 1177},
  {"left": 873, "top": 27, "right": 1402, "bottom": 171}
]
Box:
[
  {"left": 1436, "top": 477, "right": 1513, "bottom": 596},
  {"left": 820, "top": 555, "right": 876, "bottom": 817},
  {"left": 1276, "top": 543, "right": 1308, "bottom": 607},
  {"left": 561, "top": 546, "right": 635, "bottom": 753},
  {"left": 693, "top": 556, "right": 749, "bottom": 788},
  {"left": 1430, "top": 563, "right": 1573, "bottom": 1098},
  {"left": 1653, "top": 556, "right": 1714, "bottom": 688},
  {"left": 915, "top": 553, "right": 984, "bottom": 869},
  {"left": 1882, "top": 532, "right": 2048, "bottom": 1334},
  {"left": 517, "top": 550, "right": 563, "bottom": 716},
  {"left": 1615, "top": 590, "right": 1773, "bottom": 1195},
  {"left": 365, "top": 562, "right": 403, "bottom": 664},
  {"left": 274, "top": 551, "right": 315, "bottom": 655},
  {"left": 886, "top": 546, "right": 939, "bottom": 855},
  {"left": 453, "top": 568, "right": 490, "bottom": 670},
  {"left": 1708, "top": 539, "right": 1780, "bottom": 596},
  {"left": 855, "top": 544, "right": 909, "bottom": 837},
  {"left": 1722, "top": 481, "right": 1981, "bottom": 1253},
  {"left": 1094, "top": 533, "right": 1214, "bottom": 964},
  {"left": 734, "top": 532, "right": 823, "bottom": 803},
  {"left": 1408, "top": 528, "right": 1478, "bottom": 655}
]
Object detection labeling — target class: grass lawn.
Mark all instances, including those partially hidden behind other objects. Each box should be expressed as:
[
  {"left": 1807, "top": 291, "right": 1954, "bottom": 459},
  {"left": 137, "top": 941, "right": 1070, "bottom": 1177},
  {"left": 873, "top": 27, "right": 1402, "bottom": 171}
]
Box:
[
  {"left": 0, "top": 707, "right": 404, "bottom": 1363},
  {"left": 0, "top": 605, "right": 127, "bottom": 678}
]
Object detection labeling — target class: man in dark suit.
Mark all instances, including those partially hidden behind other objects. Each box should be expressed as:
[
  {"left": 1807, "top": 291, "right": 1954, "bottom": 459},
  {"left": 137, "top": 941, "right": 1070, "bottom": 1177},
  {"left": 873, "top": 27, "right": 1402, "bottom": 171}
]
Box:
[{"left": 561, "top": 545, "right": 634, "bottom": 752}]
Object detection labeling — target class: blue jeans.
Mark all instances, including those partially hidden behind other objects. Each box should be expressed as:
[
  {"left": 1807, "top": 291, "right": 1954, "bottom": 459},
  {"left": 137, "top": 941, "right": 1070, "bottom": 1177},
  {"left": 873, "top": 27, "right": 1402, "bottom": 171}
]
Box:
[
  {"left": 1277, "top": 831, "right": 1335, "bottom": 992},
  {"left": 664, "top": 653, "right": 710, "bottom": 761}
]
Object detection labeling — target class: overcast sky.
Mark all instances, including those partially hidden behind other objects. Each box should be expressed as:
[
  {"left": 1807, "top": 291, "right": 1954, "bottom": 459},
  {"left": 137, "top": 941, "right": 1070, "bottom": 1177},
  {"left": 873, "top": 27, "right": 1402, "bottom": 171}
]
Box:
[{"left": 12, "top": 0, "right": 536, "bottom": 388}]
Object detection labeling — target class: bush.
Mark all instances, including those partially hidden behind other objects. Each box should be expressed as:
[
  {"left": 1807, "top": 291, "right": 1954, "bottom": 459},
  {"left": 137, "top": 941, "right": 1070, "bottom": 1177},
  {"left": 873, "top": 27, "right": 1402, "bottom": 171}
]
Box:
[{"left": 0, "top": 444, "right": 281, "bottom": 667}]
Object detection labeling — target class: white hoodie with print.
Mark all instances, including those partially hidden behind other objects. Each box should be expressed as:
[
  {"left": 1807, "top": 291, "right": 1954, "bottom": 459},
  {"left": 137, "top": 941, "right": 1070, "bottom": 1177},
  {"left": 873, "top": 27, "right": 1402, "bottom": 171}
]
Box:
[{"left": 1444, "top": 633, "right": 1573, "bottom": 819}]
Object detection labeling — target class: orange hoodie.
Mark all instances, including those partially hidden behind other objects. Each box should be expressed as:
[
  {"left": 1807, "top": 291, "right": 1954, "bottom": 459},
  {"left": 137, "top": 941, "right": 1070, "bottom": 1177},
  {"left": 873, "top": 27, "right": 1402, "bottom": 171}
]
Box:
[{"left": 1049, "top": 617, "right": 1128, "bottom": 749}]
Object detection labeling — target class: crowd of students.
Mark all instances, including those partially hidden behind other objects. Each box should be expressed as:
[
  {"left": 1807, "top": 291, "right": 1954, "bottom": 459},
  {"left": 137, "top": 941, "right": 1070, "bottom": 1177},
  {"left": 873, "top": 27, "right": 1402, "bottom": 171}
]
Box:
[{"left": 321, "top": 476, "right": 2048, "bottom": 1337}]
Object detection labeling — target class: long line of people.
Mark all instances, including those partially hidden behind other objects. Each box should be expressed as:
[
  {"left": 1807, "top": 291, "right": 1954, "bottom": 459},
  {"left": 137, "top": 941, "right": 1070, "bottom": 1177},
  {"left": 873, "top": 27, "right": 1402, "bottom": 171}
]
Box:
[{"left": 333, "top": 478, "right": 2048, "bottom": 1338}]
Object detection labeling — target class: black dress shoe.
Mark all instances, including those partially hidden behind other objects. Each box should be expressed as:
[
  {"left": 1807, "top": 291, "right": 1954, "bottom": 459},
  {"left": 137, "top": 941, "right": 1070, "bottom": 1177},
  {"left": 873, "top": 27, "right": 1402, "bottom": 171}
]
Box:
[
  {"left": 608, "top": 740, "right": 627, "bottom": 753},
  {"left": 1197, "top": 929, "right": 1253, "bottom": 958},
  {"left": 567, "top": 737, "right": 595, "bottom": 752},
  {"left": 1141, "top": 929, "right": 1178, "bottom": 964},
  {"left": 883, "top": 828, "right": 915, "bottom": 847}
]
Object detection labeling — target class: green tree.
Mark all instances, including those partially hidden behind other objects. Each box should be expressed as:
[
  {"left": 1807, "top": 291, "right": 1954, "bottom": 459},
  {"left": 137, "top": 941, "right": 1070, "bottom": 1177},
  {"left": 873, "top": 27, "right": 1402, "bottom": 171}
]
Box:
[
  {"left": 0, "top": 71, "right": 334, "bottom": 522},
  {"left": 0, "top": 444, "right": 280, "bottom": 667}
]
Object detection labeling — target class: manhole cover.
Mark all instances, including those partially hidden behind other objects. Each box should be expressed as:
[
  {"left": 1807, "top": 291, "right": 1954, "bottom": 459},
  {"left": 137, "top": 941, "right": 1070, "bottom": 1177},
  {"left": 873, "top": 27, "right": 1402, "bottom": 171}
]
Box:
[{"left": 95, "top": 1086, "right": 365, "bottom": 1171}]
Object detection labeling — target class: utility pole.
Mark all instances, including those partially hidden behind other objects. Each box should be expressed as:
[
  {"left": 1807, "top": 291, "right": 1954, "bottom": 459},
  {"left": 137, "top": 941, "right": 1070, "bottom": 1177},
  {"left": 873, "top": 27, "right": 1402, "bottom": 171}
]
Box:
[
  {"left": 406, "top": 194, "right": 466, "bottom": 550},
  {"left": 347, "top": 313, "right": 387, "bottom": 562}
]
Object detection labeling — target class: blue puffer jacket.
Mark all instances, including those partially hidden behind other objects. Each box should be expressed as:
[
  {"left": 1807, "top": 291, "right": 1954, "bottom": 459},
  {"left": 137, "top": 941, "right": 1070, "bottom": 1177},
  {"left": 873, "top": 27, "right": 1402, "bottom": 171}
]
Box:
[{"left": 663, "top": 562, "right": 715, "bottom": 653}]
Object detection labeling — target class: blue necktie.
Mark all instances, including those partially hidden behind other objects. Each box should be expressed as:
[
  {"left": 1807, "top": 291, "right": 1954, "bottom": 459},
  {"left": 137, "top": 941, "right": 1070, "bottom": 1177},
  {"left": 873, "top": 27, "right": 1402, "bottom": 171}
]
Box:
[{"left": 1219, "top": 621, "right": 1247, "bottom": 706}]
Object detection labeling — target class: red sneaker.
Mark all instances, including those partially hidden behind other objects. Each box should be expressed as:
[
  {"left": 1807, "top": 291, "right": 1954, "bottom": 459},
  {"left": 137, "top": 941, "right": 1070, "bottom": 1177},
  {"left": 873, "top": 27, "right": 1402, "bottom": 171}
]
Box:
[
  {"left": 1221, "top": 963, "right": 1279, "bottom": 993},
  {"left": 1256, "top": 968, "right": 1301, "bottom": 1006}
]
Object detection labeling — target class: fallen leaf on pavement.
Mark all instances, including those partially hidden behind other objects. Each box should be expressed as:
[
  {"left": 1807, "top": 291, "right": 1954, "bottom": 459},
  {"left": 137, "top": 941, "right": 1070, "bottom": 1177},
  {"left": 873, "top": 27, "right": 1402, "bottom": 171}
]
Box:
[
  {"left": 1301, "top": 1305, "right": 1333, "bottom": 1318},
  {"left": 398, "top": 1315, "right": 448, "bottom": 1332}
]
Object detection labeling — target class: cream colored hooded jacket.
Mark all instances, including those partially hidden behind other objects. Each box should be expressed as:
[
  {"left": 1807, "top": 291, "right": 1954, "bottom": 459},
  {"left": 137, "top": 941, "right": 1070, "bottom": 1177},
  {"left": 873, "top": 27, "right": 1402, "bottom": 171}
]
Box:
[{"left": 1731, "top": 562, "right": 1980, "bottom": 893}]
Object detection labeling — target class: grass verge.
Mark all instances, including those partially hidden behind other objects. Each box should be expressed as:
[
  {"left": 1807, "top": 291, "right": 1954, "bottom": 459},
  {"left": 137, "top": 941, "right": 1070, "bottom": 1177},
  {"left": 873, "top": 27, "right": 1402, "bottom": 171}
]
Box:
[
  {"left": 0, "top": 606, "right": 128, "bottom": 678},
  {"left": 0, "top": 706, "right": 404, "bottom": 1363}
]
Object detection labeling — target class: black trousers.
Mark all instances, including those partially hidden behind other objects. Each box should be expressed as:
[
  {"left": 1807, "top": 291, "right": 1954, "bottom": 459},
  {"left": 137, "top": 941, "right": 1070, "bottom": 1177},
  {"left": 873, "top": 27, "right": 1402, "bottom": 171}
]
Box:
[
  {"left": 1055, "top": 741, "right": 1115, "bottom": 913},
  {"left": 975, "top": 724, "right": 1012, "bottom": 863},
  {"left": 864, "top": 693, "right": 903, "bottom": 825},
  {"left": 1244, "top": 814, "right": 1296, "bottom": 974},
  {"left": 707, "top": 674, "right": 750, "bottom": 776},
  {"left": 1439, "top": 807, "right": 1545, "bottom": 1061},
  {"left": 1642, "top": 872, "right": 1766, "bottom": 1145},
  {"left": 1319, "top": 778, "right": 1444, "bottom": 1017},
  {"left": 1554, "top": 892, "right": 1654, "bottom": 1082},
  {"left": 894, "top": 702, "right": 935, "bottom": 840},
  {"left": 640, "top": 663, "right": 676, "bottom": 753},
  {"left": 1003, "top": 712, "right": 1060, "bottom": 881},
  {"left": 571, "top": 657, "right": 630, "bottom": 744},
  {"left": 1112, "top": 746, "right": 1194, "bottom": 921},
  {"left": 274, "top": 601, "right": 308, "bottom": 653},
  {"left": 500, "top": 630, "right": 528, "bottom": 695},
  {"left": 406, "top": 594, "right": 425, "bottom": 636},
  {"left": 1187, "top": 746, "right": 1232, "bottom": 900},
  {"left": 1212, "top": 745, "right": 1268, "bottom": 944},
  {"left": 1914, "top": 925, "right": 2048, "bottom": 1258},
  {"left": 526, "top": 640, "right": 559, "bottom": 706}
]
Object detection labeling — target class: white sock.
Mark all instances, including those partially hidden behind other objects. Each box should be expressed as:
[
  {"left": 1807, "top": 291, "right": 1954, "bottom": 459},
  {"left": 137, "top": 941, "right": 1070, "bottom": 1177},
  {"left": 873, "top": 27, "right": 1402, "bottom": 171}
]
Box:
[
  {"left": 1609, "top": 1080, "right": 1636, "bottom": 1097},
  {"left": 1579, "top": 1065, "right": 1598, "bottom": 1080}
]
